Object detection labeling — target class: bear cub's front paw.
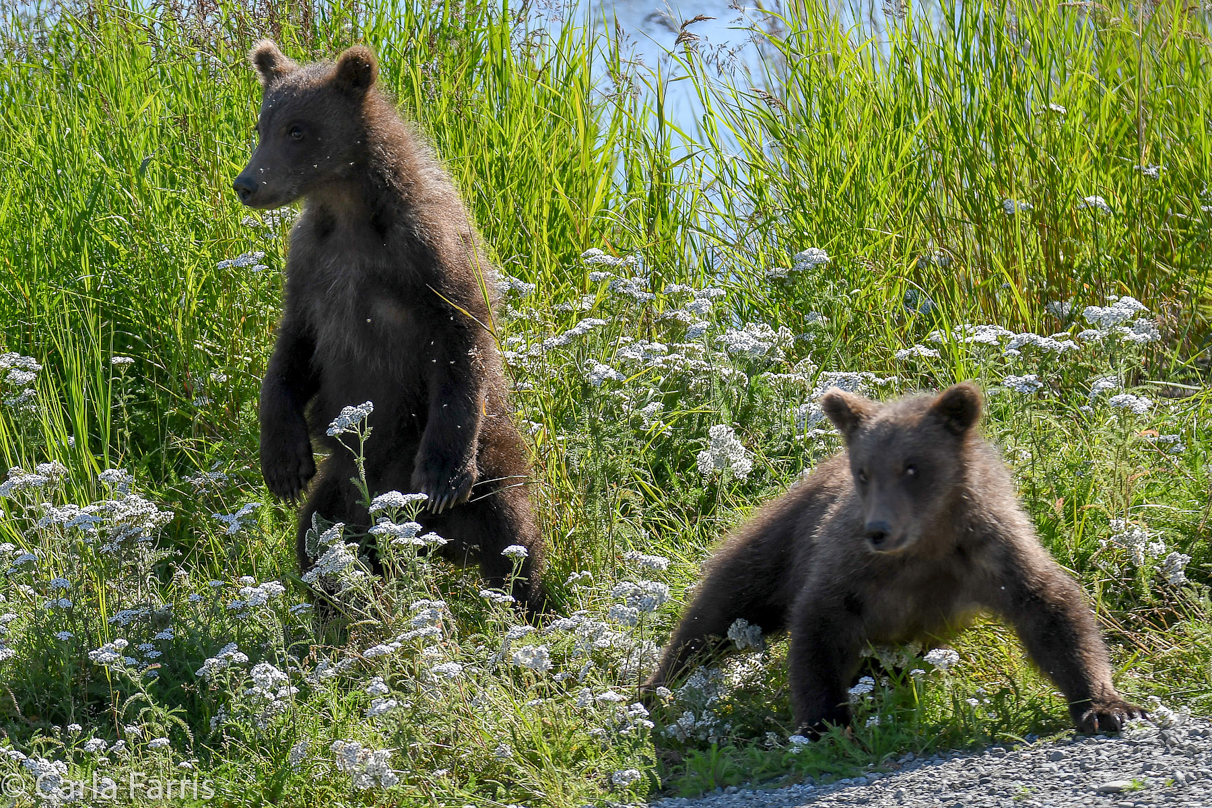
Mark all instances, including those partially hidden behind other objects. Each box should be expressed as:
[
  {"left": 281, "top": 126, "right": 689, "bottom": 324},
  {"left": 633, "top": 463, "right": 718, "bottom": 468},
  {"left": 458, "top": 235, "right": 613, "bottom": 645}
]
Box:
[
  {"left": 411, "top": 459, "right": 476, "bottom": 514},
  {"left": 1074, "top": 697, "right": 1147, "bottom": 734},
  {"left": 261, "top": 427, "right": 316, "bottom": 502}
]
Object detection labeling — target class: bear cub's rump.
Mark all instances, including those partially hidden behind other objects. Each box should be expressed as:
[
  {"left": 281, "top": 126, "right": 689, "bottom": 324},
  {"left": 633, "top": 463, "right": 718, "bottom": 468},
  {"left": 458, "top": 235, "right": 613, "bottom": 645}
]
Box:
[
  {"left": 645, "top": 382, "right": 1143, "bottom": 735},
  {"left": 234, "top": 41, "right": 546, "bottom": 610}
]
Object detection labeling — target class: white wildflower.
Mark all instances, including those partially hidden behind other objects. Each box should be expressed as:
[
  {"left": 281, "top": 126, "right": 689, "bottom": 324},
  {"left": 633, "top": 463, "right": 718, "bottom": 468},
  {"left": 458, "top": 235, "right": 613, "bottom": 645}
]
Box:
[
  {"left": 1003, "top": 374, "right": 1044, "bottom": 394},
  {"left": 211, "top": 502, "right": 261, "bottom": 536},
  {"left": 1078, "top": 195, "right": 1112, "bottom": 213},
  {"left": 430, "top": 662, "right": 463, "bottom": 679},
  {"left": 696, "top": 424, "right": 753, "bottom": 480},
  {"left": 217, "top": 251, "right": 267, "bottom": 271},
  {"left": 1107, "top": 393, "right": 1152, "bottom": 414},
  {"left": 1046, "top": 300, "right": 1072, "bottom": 319},
  {"left": 512, "top": 644, "right": 552, "bottom": 674},
  {"left": 924, "top": 648, "right": 960, "bottom": 671},
  {"left": 368, "top": 491, "right": 428, "bottom": 513},
  {"left": 581, "top": 248, "right": 638, "bottom": 268},
  {"left": 498, "top": 274, "right": 535, "bottom": 298},
  {"left": 848, "top": 676, "right": 875, "bottom": 702},
  {"left": 584, "top": 360, "right": 625, "bottom": 387},
  {"left": 195, "top": 642, "right": 249, "bottom": 679},
  {"left": 795, "top": 402, "right": 825, "bottom": 432},
  {"left": 727, "top": 618, "right": 764, "bottom": 651},
  {"left": 612, "top": 580, "right": 670, "bottom": 613},
  {"left": 97, "top": 467, "right": 133, "bottom": 494},
  {"left": 611, "top": 768, "right": 643, "bottom": 787},
  {"left": 366, "top": 698, "right": 398, "bottom": 718},
  {"left": 623, "top": 551, "right": 669, "bottom": 571},
  {"left": 1161, "top": 552, "right": 1191, "bottom": 586},
  {"left": 331, "top": 741, "right": 398, "bottom": 790},
  {"left": 326, "top": 401, "right": 374, "bottom": 436},
  {"left": 894, "top": 344, "right": 939, "bottom": 360},
  {"left": 288, "top": 740, "right": 309, "bottom": 770},
  {"left": 1089, "top": 375, "right": 1121, "bottom": 401},
  {"left": 1083, "top": 297, "right": 1146, "bottom": 329},
  {"left": 369, "top": 519, "right": 424, "bottom": 544},
  {"left": 719, "top": 322, "right": 792, "bottom": 360}
]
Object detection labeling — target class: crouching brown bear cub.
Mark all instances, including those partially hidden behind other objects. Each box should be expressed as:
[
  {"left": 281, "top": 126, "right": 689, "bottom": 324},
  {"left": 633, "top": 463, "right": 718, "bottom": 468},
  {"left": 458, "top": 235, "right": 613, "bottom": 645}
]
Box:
[
  {"left": 233, "top": 41, "right": 546, "bottom": 611},
  {"left": 645, "top": 382, "right": 1143, "bottom": 735}
]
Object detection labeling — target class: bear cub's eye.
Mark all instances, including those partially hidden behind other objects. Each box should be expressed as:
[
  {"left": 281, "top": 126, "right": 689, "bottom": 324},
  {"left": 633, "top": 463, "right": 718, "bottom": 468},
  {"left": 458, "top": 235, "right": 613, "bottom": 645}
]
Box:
[
  {"left": 289, "top": 125, "right": 305, "bottom": 141},
  {"left": 904, "top": 464, "right": 917, "bottom": 477},
  {"left": 856, "top": 470, "right": 868, "bottom": 484}
]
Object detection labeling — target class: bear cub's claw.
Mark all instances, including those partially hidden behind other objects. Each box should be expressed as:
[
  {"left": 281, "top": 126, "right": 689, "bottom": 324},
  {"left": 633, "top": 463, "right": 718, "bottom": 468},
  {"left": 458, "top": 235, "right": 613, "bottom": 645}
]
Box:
[
  {"left": 1074, "top": 698, "right": 1147, "bottom": 735},
  {"left": 261, "top": 427, "right": 316, "bottom": 503},
  {"left": 411, "top": 461, "right": 476, "bottom": 514}
]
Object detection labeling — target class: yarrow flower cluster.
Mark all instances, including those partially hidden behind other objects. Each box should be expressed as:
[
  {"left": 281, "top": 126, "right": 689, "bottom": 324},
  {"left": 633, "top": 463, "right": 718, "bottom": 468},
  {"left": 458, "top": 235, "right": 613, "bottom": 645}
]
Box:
[
  {"left": 497, "top": 273, "right": 536, "bottom": 298},
  {"left": 895, "top": 344, "right": 940, "bottom": 360},
  {"left": 1107, "top": 393, "right": 1152, "bottom": 415},
  {"left": 511, "top": 644, "right": 552, "bottom": 674},
  {"left": 196, "top": 642, "right": 249, "bottom": 679},
  {"left": 623, "top": 551, "right": 670, "bottom": 571},
  {"left": 1003, "top": 374, "right": 1044, "bottom": 394},
  {"left": 584, "top": 360, "right": 625, "bottom": 387},
  {"left": 719, "top": 322, "right": 793, "bottom": 361},
  {"left": 368, "top": 491, "right": 428, "bottom": 513},
  {"left": 727, "top": 618, "right": 764, "bottom": 651},
  {"left": 1162, "top": 552, "right": 1191, "bottom": 586},
  {"left": 327, "top": 401, "right": 374, "bottom": 437},
  {"left": 0, "top": 461, "right": 67, "bottom": 498},
  {"left": 0, "top": 352, "right": 42, "bottom": 410},
  {"left": 216, "top": 251, "right": 267, "bottom": 272},
  {"left": 766, "top": 247, "right": 829, "bottom": 279},
  {"left": 331, "top": 741, "right": 399, "bottom": 790},
  {"left": 848, "top": 675, "right": 875, "bottom": 702},
  {"left": 1079, "top": 296, "right": 1158, "bottom": 344},
  {"left": 212, "top": 502, "right": 261, "bottom": 536},
  {"left": 924, "top": 648, "right": 960, "bottom": 671},
  {"left": 696, "top": 425, "right": 753, "bottom": 480}
]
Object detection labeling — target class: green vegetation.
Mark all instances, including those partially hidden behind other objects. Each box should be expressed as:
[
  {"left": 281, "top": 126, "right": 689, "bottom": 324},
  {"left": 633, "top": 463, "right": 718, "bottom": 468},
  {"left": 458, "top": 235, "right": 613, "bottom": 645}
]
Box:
[{"left": 0, "top": 0, "right": 1208, "bottom": 804}]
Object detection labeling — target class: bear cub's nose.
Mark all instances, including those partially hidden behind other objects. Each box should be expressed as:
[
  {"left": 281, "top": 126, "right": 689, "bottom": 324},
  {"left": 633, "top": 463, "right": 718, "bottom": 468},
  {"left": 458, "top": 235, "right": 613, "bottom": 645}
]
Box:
[
  {"left": 233, "top": 175, "right": 257, "bottom": 204},
  {"left": 865, "top": 520, "right": 892, "bottom": 548}
]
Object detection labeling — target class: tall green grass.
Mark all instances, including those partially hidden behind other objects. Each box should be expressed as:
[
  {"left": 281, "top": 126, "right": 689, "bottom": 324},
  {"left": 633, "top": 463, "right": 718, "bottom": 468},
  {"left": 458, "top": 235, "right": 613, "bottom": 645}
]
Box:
[{"left": 0, "top": 0, "right": 1208, "bottom": 803}]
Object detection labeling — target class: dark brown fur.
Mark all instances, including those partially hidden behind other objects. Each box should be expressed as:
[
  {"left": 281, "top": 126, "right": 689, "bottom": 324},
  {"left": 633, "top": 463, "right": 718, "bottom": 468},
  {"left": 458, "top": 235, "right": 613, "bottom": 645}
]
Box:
[
  {"left": 645, "top": 383, "right": 1143, "bottom": 735},
  {"left": 234, "top": 41, "right": 546, "bottom": 610}
]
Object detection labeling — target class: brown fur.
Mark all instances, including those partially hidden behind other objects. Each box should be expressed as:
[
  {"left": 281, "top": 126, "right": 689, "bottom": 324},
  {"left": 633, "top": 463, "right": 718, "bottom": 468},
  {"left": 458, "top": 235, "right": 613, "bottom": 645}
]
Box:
[
  {"left": 234, "top": 41, "right": 546, "bottom": 611},
  {"left": 645, "top": 383, "right": 1143, "bottom": 735}
]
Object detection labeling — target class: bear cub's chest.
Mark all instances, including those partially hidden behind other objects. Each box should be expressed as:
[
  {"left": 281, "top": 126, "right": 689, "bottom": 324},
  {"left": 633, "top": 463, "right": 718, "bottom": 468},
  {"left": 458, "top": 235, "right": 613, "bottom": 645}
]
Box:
[
  {"left": 292, "top": 221, "right": 424, "bottom": 370},
  {"left": 853, "top": 553, "right": 983, "bottom": 640}
]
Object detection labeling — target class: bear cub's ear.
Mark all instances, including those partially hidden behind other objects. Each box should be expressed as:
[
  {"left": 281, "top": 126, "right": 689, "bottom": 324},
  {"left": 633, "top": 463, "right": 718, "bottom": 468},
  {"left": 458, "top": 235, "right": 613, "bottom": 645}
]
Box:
[
  {"left": 929, "top": 382, "right": 983, "bottom": 436},
  {"left": 250, "top": 40, "right": 296, "bottom": 86},
  {"left": 821, "top": 388, "right": 878, "bottom": 442},
  {"left": 334, "top": 45, "right": 379, "bottom": 94}
]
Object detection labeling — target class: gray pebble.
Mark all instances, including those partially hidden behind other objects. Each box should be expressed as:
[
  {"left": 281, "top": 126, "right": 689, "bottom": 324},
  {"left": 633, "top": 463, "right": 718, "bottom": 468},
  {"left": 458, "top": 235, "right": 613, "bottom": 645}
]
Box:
[
  {"left": 1097, "top": 780, "right": 1136, "bottom": 794},
  {"left": 649, "top": 717, "right": 1211, "bottom": 808}
]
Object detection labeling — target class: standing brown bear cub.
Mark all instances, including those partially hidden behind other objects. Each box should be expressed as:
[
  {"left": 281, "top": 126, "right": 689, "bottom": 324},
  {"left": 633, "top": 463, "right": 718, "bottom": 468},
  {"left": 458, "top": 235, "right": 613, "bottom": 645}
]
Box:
[
  {"left": 645, "top": 383, "right": 1143, "bottom": 735},
  {"left": 234, "top": 41, "right": 546, "bottom": 610}
]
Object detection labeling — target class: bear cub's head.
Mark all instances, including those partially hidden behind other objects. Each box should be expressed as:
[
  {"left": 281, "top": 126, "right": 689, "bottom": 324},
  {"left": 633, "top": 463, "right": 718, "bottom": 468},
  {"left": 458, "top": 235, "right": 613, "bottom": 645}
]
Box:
[
  {"left": 820, "top": 382, "right": 982, "bottom": 554},
  {"left": 233, "top": 41, "right": 379, "bottom": 209}
]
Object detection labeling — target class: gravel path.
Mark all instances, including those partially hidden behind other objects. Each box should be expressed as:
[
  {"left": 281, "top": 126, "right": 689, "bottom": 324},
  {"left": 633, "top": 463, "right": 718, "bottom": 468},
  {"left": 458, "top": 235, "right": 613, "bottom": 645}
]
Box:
[{"left": 654, "top": 718, "right": 1211, "bottom": 808}]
